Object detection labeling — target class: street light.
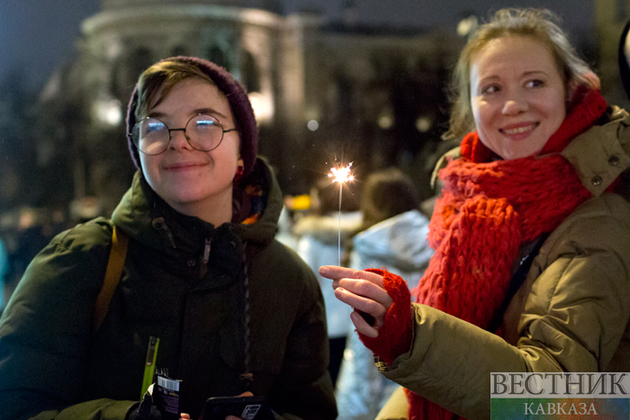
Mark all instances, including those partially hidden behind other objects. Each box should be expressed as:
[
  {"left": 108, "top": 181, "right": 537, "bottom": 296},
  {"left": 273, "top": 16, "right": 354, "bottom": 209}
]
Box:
[
  {"left": 457, "top": 15, "right": 478, "bottom": 38},
  {"left": 93, "top": 98, "right": 122, "bottom": 126}
]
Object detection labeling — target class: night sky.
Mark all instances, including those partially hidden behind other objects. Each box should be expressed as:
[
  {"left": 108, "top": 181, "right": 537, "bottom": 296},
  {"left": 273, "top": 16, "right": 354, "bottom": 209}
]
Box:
[{"left": 0, "top": 0, "right": 594, "bottom": 90}]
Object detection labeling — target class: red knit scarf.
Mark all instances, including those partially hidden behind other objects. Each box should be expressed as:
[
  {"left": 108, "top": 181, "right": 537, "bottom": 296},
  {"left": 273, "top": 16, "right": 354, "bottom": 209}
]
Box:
[{"left": 405, "top": 89, "right": 608, "bottom": 419}]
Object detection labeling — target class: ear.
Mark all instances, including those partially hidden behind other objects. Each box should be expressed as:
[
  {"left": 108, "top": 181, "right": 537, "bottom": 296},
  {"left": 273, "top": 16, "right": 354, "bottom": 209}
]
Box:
[{"left": 234, "top": 158, "right": 245, "bottom": 184}]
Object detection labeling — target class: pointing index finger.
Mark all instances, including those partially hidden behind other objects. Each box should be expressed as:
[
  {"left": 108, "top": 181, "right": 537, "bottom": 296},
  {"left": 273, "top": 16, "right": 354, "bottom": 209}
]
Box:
[{"left": 319, "top": 265, "right": 384, "bottom": 285}]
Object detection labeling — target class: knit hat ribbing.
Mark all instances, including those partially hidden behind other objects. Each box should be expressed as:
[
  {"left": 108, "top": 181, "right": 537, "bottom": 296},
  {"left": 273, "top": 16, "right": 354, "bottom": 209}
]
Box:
[{"left": 126, "top": 56, "right": 258, "bottom": 176}]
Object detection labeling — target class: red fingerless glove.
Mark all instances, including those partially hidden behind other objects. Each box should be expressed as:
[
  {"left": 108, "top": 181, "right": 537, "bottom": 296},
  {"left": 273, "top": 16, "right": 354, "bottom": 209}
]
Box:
[{"left": 357, "top": 268, "right": 413, "bottom": 365}]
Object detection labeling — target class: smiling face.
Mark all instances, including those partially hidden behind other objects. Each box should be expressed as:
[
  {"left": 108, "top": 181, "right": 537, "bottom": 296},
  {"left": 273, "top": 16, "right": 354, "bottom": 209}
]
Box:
[
  {"left": 470, "top": 35, "right": 567, "bottom": 160},
  {"left": 139, "top": 78, "right": 242, "bottom": 224}
]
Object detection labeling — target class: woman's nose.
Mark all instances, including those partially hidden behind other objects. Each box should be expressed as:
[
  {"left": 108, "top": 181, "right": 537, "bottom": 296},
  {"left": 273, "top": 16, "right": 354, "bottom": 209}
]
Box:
[
  {"left": 169, "top": 128, "right": 193, "bottom": 150},
  {"left": 502, "top": 98, "right": 528, "bottom": 116}
]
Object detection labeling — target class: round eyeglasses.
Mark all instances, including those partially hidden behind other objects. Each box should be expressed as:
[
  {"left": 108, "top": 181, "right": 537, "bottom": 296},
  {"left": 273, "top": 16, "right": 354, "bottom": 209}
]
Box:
[{"left": 128, "top": 114, "right": 238, "bottom": 155}]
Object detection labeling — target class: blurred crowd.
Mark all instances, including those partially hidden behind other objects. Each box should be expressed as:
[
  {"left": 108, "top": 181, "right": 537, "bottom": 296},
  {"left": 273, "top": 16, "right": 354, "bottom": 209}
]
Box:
[{"left": 0, "top": 196, "right": 104, "bottom": 313}]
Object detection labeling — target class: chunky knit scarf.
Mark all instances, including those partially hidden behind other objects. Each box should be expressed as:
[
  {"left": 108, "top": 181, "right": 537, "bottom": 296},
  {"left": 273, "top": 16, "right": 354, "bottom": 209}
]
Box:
[{"left": 357, "top": 89, "right": 609, "bottom": 420}]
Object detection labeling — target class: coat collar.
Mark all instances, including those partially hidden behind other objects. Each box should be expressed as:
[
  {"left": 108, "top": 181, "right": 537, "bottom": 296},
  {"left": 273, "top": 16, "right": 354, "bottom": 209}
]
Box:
[
  {"left": 560, "top": 106, "right": 630, "bottom": 196},
  {"left": 111, "top": 157, "right": 282, "bottom": 252}
]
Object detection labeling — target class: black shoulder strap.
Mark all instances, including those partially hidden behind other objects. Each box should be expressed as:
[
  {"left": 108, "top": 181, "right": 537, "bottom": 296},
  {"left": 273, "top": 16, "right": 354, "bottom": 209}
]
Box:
[
  {"left": 93, "top": 225, "right": 128, "bottom": 332},
  {"left": 488, "top": 233, "right": 548, "bottom": 334}
]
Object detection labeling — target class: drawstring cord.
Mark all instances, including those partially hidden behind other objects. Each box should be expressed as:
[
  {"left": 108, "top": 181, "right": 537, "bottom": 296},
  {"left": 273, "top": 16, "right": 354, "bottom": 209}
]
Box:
[
  {"left": 203, "top": 239, "right": 211, "bottom": 263},
  {"left": 239, "top": 240, "right": 254, "bottom": 389}
]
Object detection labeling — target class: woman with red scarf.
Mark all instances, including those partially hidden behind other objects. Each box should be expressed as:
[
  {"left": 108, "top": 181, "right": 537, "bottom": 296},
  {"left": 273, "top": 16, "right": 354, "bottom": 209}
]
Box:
[{"left": 320, "top": 8, "right": 630, "bottom": 420}]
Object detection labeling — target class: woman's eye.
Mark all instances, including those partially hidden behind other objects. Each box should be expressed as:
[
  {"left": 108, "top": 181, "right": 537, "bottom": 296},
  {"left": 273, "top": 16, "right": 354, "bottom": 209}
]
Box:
[
  {"left": 481, "top": 85, "right": 500, "bottom": 94},
  {"left": 526, "top": 79, "right": 545, "bottom": 88},
  {"left": 146, "top": 122, "right": 165, "bottom": 134}
]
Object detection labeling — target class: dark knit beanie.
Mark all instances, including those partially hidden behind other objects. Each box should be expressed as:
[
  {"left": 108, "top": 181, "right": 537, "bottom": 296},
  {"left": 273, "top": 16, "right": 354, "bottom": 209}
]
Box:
[{"left": 126, "top": 56, "right": 258, "bottom": 176}]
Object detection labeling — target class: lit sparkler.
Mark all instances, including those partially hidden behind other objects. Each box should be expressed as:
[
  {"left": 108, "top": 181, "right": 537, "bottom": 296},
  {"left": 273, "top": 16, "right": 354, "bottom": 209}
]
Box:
[
  {"left": 329, "top": 162, "right": 354, "bottom": 266},
  {"left": 329, "top": 162, "right": 355, "bottom": 185}
]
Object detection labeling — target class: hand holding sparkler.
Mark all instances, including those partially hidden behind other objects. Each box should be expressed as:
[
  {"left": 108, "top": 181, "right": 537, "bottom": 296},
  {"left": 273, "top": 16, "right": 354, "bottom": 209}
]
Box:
[{"left": 326, "top": 163, "right": 378, "bottom": 327}]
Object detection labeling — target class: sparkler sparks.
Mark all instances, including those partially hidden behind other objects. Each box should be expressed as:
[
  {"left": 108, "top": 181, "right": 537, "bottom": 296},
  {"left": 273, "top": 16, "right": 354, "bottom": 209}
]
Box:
[
  {"left": 328, "top": 162, "right": 355, "bottom": 184},
  {"left": 328, "top": 162, "right": 354, "bottom": 266}
]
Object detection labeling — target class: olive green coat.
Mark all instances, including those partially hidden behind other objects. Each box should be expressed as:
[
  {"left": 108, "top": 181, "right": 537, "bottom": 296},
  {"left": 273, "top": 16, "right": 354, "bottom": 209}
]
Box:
[{"left": 0, "top": 159, "right": 337, "bottom": 420}]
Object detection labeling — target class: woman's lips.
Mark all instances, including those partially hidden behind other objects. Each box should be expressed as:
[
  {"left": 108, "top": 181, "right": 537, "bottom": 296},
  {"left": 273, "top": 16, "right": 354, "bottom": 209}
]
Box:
[
  {"left": 500, "top": 122, "right": 539, "bottom": 139},
  {"left": 163, "top": 162, "right": 205, "bottom": 171}
]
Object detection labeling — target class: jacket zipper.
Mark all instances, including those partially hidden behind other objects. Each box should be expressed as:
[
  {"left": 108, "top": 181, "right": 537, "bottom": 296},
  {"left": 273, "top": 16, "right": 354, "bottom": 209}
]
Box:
[{"left": 203, "top": 238, "right": 211, "bottom": 264}]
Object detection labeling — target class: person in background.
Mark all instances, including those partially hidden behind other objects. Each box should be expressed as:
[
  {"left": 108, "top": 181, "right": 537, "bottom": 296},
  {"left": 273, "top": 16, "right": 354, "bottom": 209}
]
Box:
[
  {"left": 275, "top": 193, "right": 312, "bottom": 251},
  {"left": 335, "top": 168, "right": 433, "bottom": 420},
  {"left": 275, "top": 205, "right": 299, "bottom": 251},
  {"left": 0, "top": 56, "right": 336, "bottom": 420},
  {"left": 294, "top": 176, "right": 362, "bottom": 387},
  {"left": 321, "top": 8, "right": 630, "bottom": 419}
]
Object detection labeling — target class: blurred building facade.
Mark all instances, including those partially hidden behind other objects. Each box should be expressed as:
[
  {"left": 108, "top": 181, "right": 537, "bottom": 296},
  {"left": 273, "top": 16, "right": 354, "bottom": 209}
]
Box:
[
  {"left": 29, "top": 1, "right": 630, "bottom": 220},
  {"left": 5, "top": 0, "right": 624, "bottom": 306},
  {"left": 36, "top": 0, "right": 464, "bottom": 218}
]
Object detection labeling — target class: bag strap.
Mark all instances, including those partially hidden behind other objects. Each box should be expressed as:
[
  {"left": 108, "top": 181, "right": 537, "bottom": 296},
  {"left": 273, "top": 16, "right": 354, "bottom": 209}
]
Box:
[
  {"left": 93, "top": 225, "right": 128, "bottom": 332},
  {"left": 488, "top": 233, "right": 548, "bottom": 334}
]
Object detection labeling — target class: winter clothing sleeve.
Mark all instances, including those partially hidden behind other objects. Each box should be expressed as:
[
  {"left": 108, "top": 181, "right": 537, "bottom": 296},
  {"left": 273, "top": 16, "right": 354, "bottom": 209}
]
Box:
[
  {"left": 125, "top": 393, "right": 163, "bottom": 420},
  {"left": 356, "top": 269, "right": 413, "bottom": 366},
  {"left": 0, "top": 222, "right": 138, "bottom": 420},
  {"left": 374, "top": 194, "right": 630, "bottom": 420}
]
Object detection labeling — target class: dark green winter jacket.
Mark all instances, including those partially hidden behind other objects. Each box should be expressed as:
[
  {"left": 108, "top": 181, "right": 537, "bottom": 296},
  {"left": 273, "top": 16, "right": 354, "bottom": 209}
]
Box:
[{"left": 0, "top": 158, "right": 337, "bottom": 420}]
